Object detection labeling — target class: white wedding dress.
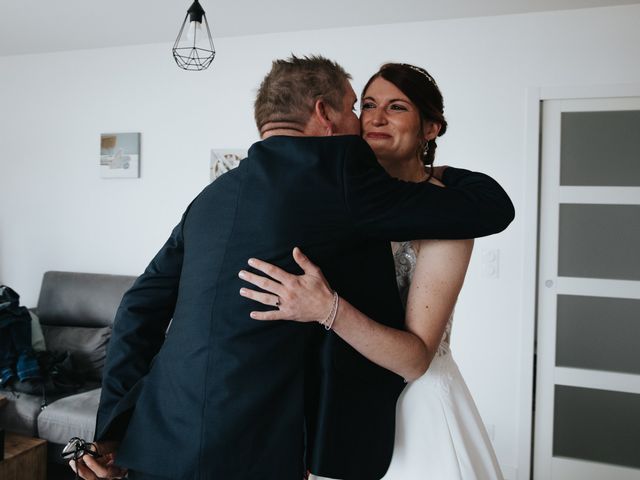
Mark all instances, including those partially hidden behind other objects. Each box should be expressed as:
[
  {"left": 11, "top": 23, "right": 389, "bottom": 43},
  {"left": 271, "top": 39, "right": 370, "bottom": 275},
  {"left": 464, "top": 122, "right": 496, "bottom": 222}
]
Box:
[{"left": 311, "top": 241, "right": 503, "bottom": 480}]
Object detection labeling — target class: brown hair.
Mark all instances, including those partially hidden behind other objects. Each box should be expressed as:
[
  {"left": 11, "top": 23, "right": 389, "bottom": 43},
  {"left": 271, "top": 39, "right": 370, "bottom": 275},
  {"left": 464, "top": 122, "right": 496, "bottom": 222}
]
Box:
[
  {"left": 362, "top": 63, "right": 447, "bottom": 170},
  {"left": 254, "top": 55, "right": 352, "bottom": 133}
]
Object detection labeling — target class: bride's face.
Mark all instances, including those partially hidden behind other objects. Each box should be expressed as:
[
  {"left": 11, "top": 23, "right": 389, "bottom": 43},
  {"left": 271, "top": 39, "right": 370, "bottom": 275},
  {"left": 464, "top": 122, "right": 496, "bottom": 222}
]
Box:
[{"left": 360, "top": 77, "right": 424, "bottom": 164}]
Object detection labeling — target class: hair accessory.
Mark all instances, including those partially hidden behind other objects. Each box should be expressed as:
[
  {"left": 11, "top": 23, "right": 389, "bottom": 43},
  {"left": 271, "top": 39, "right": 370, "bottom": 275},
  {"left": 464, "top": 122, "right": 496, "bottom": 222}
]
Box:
[
  {"left": 320, "top": 291, "right": 339, "bottom": 331},
  {"left": 402, "top": 63, "right": 437, "bottom": 86}
]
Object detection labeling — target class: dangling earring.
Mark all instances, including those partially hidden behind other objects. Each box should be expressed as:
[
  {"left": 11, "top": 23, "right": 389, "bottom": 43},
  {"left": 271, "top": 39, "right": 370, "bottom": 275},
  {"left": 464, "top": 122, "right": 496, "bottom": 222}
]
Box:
[{"left": 422, "top": 140, "right": 429, "bottom": 157}]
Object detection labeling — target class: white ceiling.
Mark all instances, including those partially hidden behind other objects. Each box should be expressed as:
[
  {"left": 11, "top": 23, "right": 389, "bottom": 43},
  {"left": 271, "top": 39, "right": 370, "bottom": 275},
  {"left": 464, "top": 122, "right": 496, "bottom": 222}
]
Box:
[{"left": 1, "top": 0, "right": 638, "bottom": 57}]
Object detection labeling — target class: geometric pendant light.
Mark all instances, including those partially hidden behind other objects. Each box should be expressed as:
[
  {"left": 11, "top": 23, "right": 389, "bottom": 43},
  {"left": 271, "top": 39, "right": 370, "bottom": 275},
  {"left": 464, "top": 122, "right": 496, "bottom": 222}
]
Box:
[{"left": 172, "top": 0, "right": 216, "bottom": 71}]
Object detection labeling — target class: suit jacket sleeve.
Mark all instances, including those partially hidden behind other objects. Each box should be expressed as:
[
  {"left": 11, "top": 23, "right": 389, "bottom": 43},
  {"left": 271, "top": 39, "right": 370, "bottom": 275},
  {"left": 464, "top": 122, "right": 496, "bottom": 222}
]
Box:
[
  {"left": 94, "top": 210, "right": 188, "bottom": 442},
  {"left": 342, "top": 136, "right": 515, "bottom": 240}
]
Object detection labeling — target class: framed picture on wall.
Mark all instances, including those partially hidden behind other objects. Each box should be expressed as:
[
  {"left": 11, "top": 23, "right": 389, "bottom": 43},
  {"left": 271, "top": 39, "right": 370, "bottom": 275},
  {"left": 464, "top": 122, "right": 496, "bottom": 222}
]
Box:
[
  {"left": 100, "top": 132, "right": 141, "bottom": 179},
  {"left": 210, "top": 149, "right": 246, "bottom": 182}
]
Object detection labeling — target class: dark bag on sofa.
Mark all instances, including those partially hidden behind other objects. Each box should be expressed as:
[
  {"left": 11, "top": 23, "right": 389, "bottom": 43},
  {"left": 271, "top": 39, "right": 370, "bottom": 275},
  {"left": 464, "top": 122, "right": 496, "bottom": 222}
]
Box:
[
  {"left": 12, "top": 351, "right": 88, "bottom": 405},
  {"left": 0, "top": 285, "right": 42, "bottom": 387}
]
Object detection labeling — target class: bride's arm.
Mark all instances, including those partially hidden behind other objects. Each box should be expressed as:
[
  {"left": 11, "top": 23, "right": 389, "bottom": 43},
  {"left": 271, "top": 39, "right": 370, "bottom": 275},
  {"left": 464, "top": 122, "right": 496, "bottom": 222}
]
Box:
[
  {"left": 403, "top": 239, "right": 473, "bottom": 369},
  {"left": 329, "top": 239, "right": 473, "bottom": 379},
  {"left": 239, "top": 242, "right": 472, "bottom": 381}
]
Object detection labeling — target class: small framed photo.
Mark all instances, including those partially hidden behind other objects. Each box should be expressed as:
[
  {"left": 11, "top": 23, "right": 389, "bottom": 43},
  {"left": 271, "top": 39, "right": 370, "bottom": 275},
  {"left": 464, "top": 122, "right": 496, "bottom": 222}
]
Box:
[
  {"left": 100, "top": 132, "right": 141, "bottom": 179},
  {"left": 210, "top": 149, "right": 246, "bottom": 182}
]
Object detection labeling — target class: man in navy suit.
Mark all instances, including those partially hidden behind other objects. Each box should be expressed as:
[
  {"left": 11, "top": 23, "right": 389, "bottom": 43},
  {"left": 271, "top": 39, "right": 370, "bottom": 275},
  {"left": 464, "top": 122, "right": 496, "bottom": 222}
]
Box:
[{"left": 73, "top": 55, "right": 513, "bottom": 480}]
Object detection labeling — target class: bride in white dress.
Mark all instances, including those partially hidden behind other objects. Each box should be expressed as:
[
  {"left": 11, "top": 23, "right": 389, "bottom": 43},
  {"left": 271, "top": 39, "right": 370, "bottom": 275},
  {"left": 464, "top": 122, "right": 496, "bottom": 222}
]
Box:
[
  {"left": 239, "top": 63, "right": 504, "bottom": 479},
  {"left": 381, "top": 240, "right": 503, "bottom": 479}
]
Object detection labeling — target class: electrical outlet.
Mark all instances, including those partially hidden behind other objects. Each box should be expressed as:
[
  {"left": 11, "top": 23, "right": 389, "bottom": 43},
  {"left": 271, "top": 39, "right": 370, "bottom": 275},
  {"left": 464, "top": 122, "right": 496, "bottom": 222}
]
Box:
[{"left": 481, "top": 249, "right": 500, "bottom": 279}]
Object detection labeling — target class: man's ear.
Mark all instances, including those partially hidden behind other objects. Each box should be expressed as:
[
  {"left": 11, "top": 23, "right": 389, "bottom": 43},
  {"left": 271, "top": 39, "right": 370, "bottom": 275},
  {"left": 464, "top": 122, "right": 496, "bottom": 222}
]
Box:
[
  {"left": 422, "top": 121, "right": 442, "bottom": 141},
  {"left": 313, "top": 99, "right": 335, "bottom": 136}
]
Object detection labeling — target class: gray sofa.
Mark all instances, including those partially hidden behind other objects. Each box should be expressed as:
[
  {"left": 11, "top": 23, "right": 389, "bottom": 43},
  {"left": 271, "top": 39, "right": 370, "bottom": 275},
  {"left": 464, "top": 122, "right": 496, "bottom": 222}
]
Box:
[{"left": 0, "top": 271, "right": 135, "bottom": 454}]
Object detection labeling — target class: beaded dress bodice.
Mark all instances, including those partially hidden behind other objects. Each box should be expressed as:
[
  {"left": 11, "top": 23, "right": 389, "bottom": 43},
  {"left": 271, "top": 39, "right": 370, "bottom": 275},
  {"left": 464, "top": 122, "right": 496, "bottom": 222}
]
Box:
[{"left": 392, "top": 241, "right": 452, "bottom": 356}]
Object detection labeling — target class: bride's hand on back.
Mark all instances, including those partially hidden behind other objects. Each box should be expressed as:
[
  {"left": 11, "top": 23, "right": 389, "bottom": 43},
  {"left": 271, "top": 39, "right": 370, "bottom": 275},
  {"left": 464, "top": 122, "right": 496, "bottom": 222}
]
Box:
[{"left": 239, "top": 247, "right": 334, "bottom": 323}]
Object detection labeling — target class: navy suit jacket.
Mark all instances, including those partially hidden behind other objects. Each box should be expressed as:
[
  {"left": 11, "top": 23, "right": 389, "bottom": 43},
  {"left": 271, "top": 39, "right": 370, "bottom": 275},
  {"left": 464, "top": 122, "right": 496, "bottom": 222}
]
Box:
[{"left": 95, "top": 135, "right": 514, "bottom": 479}]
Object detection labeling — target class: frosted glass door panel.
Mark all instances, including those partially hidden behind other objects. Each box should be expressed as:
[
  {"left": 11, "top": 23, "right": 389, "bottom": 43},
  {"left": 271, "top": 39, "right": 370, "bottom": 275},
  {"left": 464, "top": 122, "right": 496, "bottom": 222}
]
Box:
[
  {"left": 556, "top": 295, "right": 640, "bottom": 374},
  {"left": 536, "top": 96, "right": 640, "bottom": 480},
  {"left": 558, "top": 204, "right": 640, "bottom": 281},
  {"left": 553, "top": 385, "right": 640, "bottom": 469},
  {"left": 561, "top": 111, "right": 640, "bottom": 186}
]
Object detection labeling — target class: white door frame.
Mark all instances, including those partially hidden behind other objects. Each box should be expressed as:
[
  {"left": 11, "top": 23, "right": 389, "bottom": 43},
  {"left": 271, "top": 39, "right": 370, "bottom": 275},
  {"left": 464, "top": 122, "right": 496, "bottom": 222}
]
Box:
[{"left": 520, "top": 83, "right": 640, "bottom": 480}]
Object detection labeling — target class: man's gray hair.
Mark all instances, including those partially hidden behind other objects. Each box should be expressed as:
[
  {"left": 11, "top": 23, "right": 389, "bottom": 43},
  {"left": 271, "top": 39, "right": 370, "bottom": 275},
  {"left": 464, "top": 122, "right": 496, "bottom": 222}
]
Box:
[{"left": 254, "top": 54, "right": 352, "bottom": 133}]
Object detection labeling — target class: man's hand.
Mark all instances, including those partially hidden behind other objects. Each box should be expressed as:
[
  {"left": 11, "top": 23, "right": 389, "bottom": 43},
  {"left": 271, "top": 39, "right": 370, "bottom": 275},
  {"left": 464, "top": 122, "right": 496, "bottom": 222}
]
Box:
[{"left": 68, "top": 441, "right": 127, "bottom": 480}]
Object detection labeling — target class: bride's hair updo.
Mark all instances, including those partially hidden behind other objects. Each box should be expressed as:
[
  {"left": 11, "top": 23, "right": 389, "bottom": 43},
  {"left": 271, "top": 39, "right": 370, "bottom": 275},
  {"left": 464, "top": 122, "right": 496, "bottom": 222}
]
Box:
[{"left": 361, "top": 63, "right": 448, "bottom": 169}]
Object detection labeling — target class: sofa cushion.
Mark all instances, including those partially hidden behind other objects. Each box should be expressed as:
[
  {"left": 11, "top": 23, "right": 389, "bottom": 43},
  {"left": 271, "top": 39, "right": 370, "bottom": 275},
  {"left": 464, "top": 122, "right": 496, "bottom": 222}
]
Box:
[
  {"left": 0, "top": 389, "right": 43, "bottom": 436},
  {"left": 29, "top": 310, "right": 47, "bottom": 352},
  {"left": 37, "top": 271, "right": 135, "bottom": 328},
  {"left": 37, "top": 388, "right": 101, "bottom": 444},
  {"left": 41, "top": 325, "right": 111, "bottom": 380}
]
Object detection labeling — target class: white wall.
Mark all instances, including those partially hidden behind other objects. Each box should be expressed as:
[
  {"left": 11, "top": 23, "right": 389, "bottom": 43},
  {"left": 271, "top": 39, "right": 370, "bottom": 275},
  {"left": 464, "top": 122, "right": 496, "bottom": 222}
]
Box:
[{"left": 2, "top": 5, "right": 640, "bottom": 478}]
